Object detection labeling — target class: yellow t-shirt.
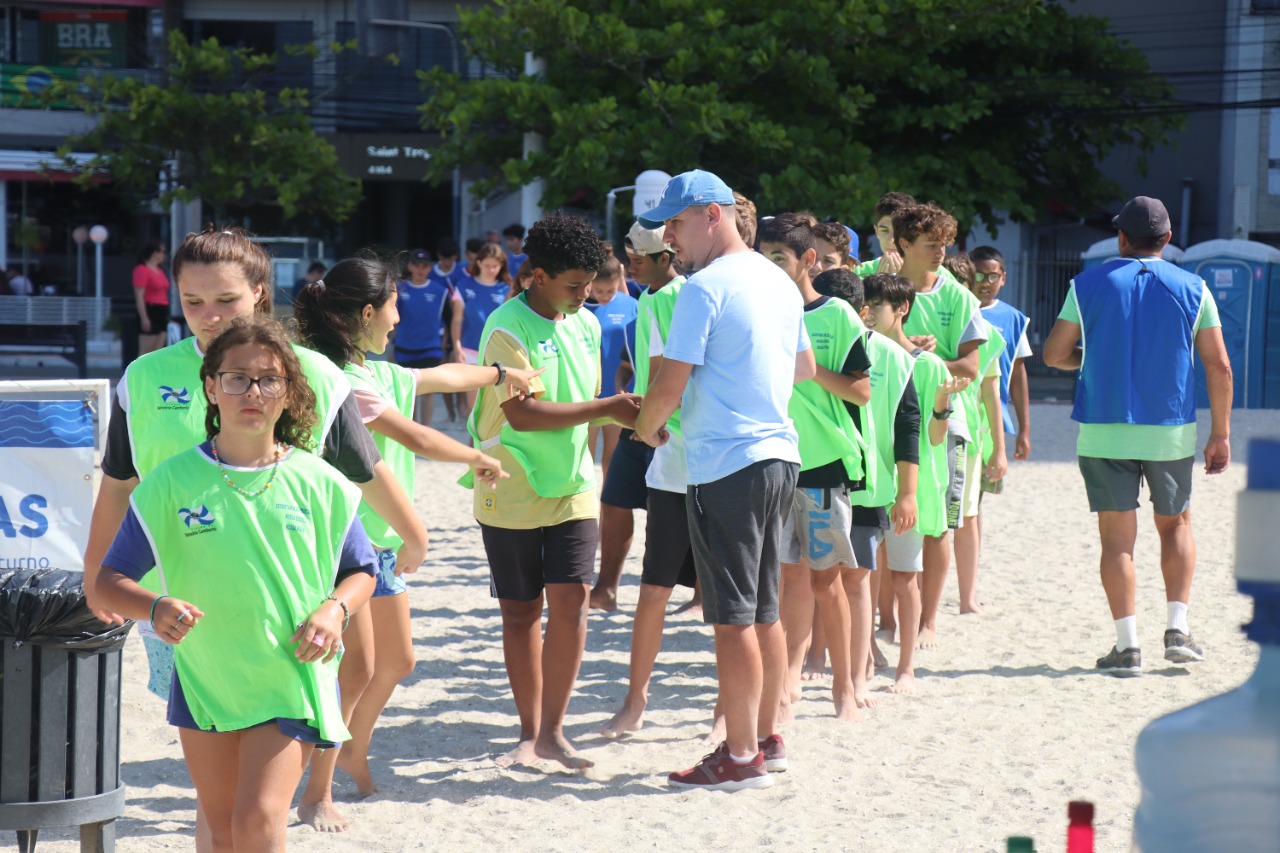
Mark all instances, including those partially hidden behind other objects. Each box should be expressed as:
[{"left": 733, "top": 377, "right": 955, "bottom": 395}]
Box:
[{"left": 472, "top": 329, "right": 602, "bottom": 529}]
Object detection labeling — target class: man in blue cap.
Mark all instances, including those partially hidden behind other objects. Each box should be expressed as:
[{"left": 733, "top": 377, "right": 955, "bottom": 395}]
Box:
[
  {"left": 635, "top": 170, "right": 816, "bottom": 790},
  {"left": 1043, "top": 195, "right": 1233, "bottom": 677}
]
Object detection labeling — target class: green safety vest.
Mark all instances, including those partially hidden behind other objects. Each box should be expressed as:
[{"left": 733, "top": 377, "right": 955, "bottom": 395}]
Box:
[
  {"left": 122, "top": 338, "right": 349, "bottom": 478},
  {"left": 901, "top": 278, "right": 981, "bottom": 362},
  {"left": 912, "top": 350, "right": 953, "bottom": 537},
  {"left": 967, "top": 325, "right": 1007, "bottom": 464},
  {"left": 343, "top": 360, "right": 417, "bottom": 550},
  {"left": 130, "top": 445, "right": 362, "bottom": 743},
  {"left": 788, "top": 299, "right": 866, "bottom": 481},
  {"left": 633, "top": 277, "right": 685, "bottom": 436},
  {"left": 855, "top": 259, "right": 961, "bottom": 288},
  {"left": 855, "top": 330, "right": 916, "bottom": 508},
  {"left": 466, "top": 292, "right": 601, "bottom": 498}
]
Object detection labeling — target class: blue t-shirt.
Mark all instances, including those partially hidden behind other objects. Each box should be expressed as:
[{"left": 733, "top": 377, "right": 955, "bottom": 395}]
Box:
[
  {"left": 428, "top": 263, "right": 466, "bottom": 289},
  {"left": 664, "top": 251, "right": 809, "bottom": 485},
  {"left": 980, "top": 299, "right": 1031, "bottom": 435},
  {"left": 586, "top": 292, "right": 639, "bottom": 397},
  {"left": 507, "top": 253, "right": 528, "bottom": 281},
  {"left": 455, "top": 275, "right": 510, "bottom": 351},
  {"left": 394, "top": 279, "right": 453, "bottom": 359}
]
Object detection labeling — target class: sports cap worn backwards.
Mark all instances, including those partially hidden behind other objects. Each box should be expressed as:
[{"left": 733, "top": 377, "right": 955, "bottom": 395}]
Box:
[
  {"left": 638, "top": 170, "right": 736, "bottom": 227},
  {"left": 1112, "top": 196, "right": 1171, "bottom": 238},
  {"left": 627, "top": 220, "right": 673, "bottom": 254}
]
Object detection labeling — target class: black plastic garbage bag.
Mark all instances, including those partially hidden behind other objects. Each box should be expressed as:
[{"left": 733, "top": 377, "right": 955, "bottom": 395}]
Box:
[{"left": 0, "top": 568, "right": 133, "bottom": 651}]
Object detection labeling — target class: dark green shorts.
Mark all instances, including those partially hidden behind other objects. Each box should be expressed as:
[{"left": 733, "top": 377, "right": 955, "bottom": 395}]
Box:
[{"left": 1077, "top": 456, "right": 1193, "bottom": 516}]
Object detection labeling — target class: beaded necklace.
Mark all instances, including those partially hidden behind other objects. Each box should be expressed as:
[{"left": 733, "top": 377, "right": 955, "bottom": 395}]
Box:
[{"left": 210, "top": 435, "right": 281, "bottom": 498}]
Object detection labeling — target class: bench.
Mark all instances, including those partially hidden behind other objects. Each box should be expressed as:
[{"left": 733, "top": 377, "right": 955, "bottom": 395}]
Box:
[{"left": 0, "top": 322, "right": 89, "bottom": 378}]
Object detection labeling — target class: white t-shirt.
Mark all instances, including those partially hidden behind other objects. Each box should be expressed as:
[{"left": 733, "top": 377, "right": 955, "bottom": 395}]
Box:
[{"left": 664, "top": 251, "right": 809, "bottom": 485}]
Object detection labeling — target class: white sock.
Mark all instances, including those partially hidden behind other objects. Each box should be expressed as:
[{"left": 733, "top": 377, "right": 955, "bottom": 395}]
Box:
[
  {"left": 1115, "top": 615, "right": 1139, "bottom": 651},
  {"left": 730, "top": 750, "right": 758, "bottom": 764},
  {"left": 1167, "top": 601, "right": 1189, "bottom": 634}
]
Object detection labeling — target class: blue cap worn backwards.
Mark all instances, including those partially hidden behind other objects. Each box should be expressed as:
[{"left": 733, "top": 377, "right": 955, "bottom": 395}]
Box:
[{"left": 638, "top": 170, "right": 735, "bottom": 228}]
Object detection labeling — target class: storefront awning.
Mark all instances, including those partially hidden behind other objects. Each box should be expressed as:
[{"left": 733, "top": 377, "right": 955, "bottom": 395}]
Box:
[{"left": 0, "top": 150, "right": 98, "bottom": 182}]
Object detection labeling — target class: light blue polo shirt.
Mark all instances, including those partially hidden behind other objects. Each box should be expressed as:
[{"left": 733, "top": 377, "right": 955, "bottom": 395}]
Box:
[{"left": 664, "top": 250, "right": 809, "bottom": 485}]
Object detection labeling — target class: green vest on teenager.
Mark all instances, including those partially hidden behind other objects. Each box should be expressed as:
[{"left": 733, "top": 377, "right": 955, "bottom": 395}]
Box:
[
  {"left": 343, "top": 360, "right": 417, "bottom": 550},
  {"left": 633, "top": 277, "right": 685, "bottom": 436},
  {"left": 855, "top": 259, "right": 960, "bottom": 287},
  {"left": 963, "top": 324, "right": 1006, "bottom": 465},
  {"left": 912, "top": 351, "right": 952, "bottom": 537},
  {"left": 789, "top": 299, "right": 866, "bottom": 481},
  {"left": 123, "top": 338, "right": 348, "bottom": 479},
  {"left": 901, "top": 278, "right": 981, "bottom": 362},
  {"left": 130, "top": 446, "right": 362, "bottom": 743},
  {"left": 856, "top": 331, "right": 916, "bottom": 508},
  {"left": 469, "top": 292, "right": 601, "bottom": 498}
]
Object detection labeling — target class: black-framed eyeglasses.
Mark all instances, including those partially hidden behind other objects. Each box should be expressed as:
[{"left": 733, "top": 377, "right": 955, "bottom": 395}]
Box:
[
  {"left": 217, "top": 372, "right": 289, "bottom": 398},
  {"left": 974, "top": 270, "right": 1005, "bottom": 283}
]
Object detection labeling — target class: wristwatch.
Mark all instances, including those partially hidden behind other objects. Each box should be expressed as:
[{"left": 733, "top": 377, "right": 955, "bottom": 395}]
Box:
[
  {"left": 933, "top": 407, "right": 953, "bottom": 420},
  {"left": 492, "top": 362, "right": 507, "bottom": 386}
]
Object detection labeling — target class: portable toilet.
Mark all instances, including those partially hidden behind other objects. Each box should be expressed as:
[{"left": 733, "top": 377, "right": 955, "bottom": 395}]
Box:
[
  {"left": 1179, "top": 239, "right": 1280, "bottom": 409},
  {"left": 1080, "top": 237, "right": 1184, "bottom": 270}
]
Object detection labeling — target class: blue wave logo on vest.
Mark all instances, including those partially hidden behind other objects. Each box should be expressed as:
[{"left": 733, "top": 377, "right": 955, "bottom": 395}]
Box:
[
  {"left": 159, "top": 386, "right": 191, "bottom": 405},
  {"left": 537, "top": 339, "right": 560, "bottom": 358},
  {"left": 179, "top": 505, "right": 214, "bottom": 527}
]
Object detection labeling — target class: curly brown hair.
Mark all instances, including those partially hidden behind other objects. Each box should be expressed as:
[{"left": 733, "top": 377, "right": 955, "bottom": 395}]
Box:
[
  {"left": 892, "top": 203, "right": 958, "bottom": 254},
  {"left": 200, "top": 317, "right": 317, "bottom": 450}
]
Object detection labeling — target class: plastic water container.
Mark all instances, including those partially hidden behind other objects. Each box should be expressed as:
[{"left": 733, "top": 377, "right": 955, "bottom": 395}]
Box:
[{"left": 1132, "top": 438, "right": 1280, "bottom": 852}]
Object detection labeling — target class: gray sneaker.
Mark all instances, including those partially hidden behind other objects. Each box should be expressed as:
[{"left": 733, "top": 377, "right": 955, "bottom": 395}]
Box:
[
  {"left": 1163, "top": 629, "right": 1205, "bottom": 663},
  {"left": 1097, "top": 646, "right": 1143, "bottom": 677}
]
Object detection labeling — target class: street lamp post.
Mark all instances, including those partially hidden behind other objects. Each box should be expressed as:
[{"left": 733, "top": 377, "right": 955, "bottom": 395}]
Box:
[
  {"left": 89, "top": 225, "right": 108, "bottom": 336},
  {"left": 72, "top": 226, "right": 88, "bottom": 296}
]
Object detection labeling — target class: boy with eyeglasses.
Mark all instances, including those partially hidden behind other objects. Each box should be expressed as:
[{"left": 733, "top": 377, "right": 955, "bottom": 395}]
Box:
[{"left": 969, "top": 246, "right": 1032, "bottom": 465}]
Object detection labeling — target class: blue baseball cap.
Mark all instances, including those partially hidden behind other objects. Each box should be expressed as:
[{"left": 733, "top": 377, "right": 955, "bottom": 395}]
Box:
[
  {"left": 843, "top": 225, "right": 860, "bottom": 260},
  {"left": 638, "top": 170, "right": 735, "bottom": 227}
]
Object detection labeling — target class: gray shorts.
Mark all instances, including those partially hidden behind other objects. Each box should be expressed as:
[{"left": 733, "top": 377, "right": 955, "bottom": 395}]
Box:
[
  {"left": 688, "top": 459, "right": 799, "bottom": 626},
  {"left": 849, "top": 523, "right": 886, "bottom": 571},
  {"left": 1078, "top": 456, "right": 1194, "bottom": 516},
  {"left": 781, "top": 486, "right": 857, "bottom": 571},
  {"left": 884, "top": 526, "right": 924, "bottom": 573}
]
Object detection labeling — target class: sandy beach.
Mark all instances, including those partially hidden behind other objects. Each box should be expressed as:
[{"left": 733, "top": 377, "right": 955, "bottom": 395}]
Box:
[{"left": 28, "top": 402, "right": 1280, "bottom": 852}]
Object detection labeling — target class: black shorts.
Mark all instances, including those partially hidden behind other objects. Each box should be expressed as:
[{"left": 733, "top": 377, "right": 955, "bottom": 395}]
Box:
[
  {"left": 144, "top": 303, "right": 169, "bottom": 334},
  {"left": 394, "top": 352, "right": 444, "bottom": 370},
  {"left": 479, "top": 518, "right": 598, "bottom": 601},
  {"left": 600, "top": 430, "right": 654, "bottom": 509},
  {"left": 688, "top": 459, "right": 799, "bottom": 625},
  {"left": 641, "top": 489, "right": 698, "bottom": 589}
]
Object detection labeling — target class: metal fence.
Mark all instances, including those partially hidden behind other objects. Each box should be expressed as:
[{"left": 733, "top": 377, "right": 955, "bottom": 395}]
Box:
[
  {"left": 1018, "top": 250, "right": 1082, "bottom": 376},
  {"left": 0, "top": 296, "right": 112, "bottom": 341}
]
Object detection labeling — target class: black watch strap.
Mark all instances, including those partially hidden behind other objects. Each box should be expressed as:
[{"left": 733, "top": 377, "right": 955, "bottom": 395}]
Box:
[
  {"left": 933, "top": 408, "right": 953, "bottom": 420},
  {"left": 492, "top": 362, "right": 507, "bottom": 386}
]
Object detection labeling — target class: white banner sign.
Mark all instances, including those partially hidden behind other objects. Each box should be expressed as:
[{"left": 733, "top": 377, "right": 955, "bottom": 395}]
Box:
[{"left": 0, "top": 400, "right": 95, "bottom": 572}]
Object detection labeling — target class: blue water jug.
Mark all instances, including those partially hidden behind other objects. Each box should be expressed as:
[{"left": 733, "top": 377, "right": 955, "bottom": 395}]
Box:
[{"left": 1132, "top": 438, "right": 1280, "bottom": 852}]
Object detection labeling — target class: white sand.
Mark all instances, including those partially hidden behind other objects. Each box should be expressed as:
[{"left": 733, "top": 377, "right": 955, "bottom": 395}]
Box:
[{"left": 31, "top": 403, "right": 1280, "bottom": 851}]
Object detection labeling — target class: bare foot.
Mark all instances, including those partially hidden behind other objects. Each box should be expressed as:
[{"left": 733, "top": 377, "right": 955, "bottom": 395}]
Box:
[
  {"left": 673, "top": 596, "right": 703, "bottom": 620},
  {"left": 702, "top": 713, "right": 726, "bottom": 746},
  {"left": 335, "top": 751, "right": 379, "bottom": 798},
  {"left": 875, "top": 627, "right": 896, "bottom": 645},
  {"left": 801, "top": 668, "right": 830, "bottom": 682},
  {"left": 888, "top": 671, "right": 916, "bottom": 695},
  {"left": 589, "top": 589, "right": 618, "bottom": 612},
  {"left": 833, "top": 687, "right": 864, "bottom": 722},
  {"left": 777, "top": 697, "right": 796, "bottom": 726},
  {"left": 871, "top": 639, "right": 889, "bottom": 669},
  {"left": 917, "top": 626, "right": 940, "bottom": 650},
  {"left": 495, "top": 738, "right": 539, "bottom": 769},
  {"left": 534, "top": 732, "right": 594, "bottom": 769},
  {"left": 854, "top": 686, "right": 880, "bottom": 709},
  {"left": 298, "top": 800, "right": 350, "bottom": 833},
  {"left": 598, "top": 700, "right": 646, "bottom": 739},
  {"left": 959, "top": 600, "right": 986, "bottom": 616}
]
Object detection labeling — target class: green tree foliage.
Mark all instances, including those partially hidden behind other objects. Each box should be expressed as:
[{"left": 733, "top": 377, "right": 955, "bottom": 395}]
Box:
[
  {"left": 43, "top": 31, "right": 361, "bottom": 223},
  {"left": 419, "top": 0, "right": 1183, "bottom": 230}
]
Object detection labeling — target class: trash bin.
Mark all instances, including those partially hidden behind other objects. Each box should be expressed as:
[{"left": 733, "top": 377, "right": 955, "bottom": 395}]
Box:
[
  {"left": 111, "top": 297, "right": 139, "bottom": 369},
  {"left": 0, "top": 568, "right": 134, "bottom": 853}
]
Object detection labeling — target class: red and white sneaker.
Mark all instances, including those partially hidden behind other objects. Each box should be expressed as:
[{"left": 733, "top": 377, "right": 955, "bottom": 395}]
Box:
[
  {"left": 668, "top": 743, "right": 774, "bottom": 791},
  {"left": 759, "top": 733, "right": 788, "bottom": 772}
]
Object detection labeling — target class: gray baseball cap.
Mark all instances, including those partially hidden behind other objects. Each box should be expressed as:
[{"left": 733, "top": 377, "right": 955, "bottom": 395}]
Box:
[{"left": 1112, "top": 196, "right": 1171, "bottom": 237}]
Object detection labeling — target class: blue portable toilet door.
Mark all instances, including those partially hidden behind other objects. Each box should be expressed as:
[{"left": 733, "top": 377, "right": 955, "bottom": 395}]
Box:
[{"left": 1192, "top": 260, "right": 1255, "bottom": 409}]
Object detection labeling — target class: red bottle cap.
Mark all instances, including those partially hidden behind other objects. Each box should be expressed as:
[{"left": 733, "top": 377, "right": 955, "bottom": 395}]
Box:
[{"left": 1068, "top": 801, "right": 1094, "bottom": 824}]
